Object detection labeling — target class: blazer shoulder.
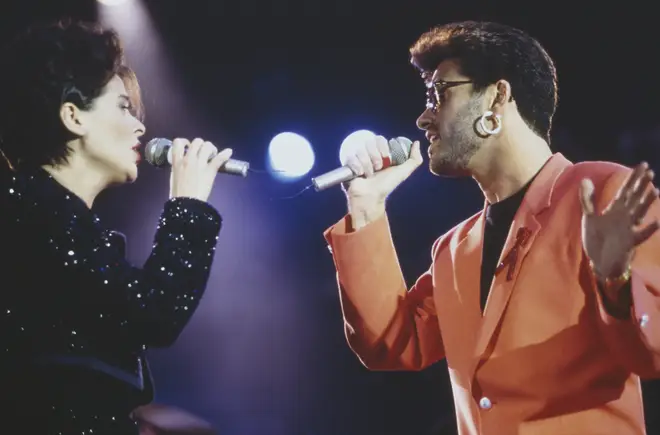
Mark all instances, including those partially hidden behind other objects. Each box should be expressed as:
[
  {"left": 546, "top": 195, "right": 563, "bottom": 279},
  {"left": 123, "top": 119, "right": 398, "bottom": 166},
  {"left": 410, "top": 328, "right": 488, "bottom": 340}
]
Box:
[
  {"left": 553, "top": 160, "right": 631, "bottom": 196},
  {"left": 562, "top": 160, "right": 631, "bottom": 183}
]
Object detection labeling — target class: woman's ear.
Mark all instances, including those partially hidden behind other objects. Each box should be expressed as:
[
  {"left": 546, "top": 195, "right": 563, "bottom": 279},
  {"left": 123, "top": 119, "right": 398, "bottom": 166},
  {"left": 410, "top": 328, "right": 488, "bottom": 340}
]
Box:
[{"left": 59, "top": 102, "right": 87, "bottom": 137}]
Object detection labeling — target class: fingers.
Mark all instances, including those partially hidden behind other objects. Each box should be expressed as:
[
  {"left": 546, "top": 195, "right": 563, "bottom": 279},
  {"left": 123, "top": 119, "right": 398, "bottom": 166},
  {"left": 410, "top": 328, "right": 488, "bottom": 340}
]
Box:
[
  {"left": 197, "top": 140, "right": 218, "bottom": 164},
  {"left": 346, "top": 140, "right": 423, "bottom": 193},
  {"left": 344, "top": 135, "right": 391, "bottom": 178},
  {"left": 210, "top": 148, "right": 233, "bottom": 171},
  {"left": 355, "top": 147, "right": 374, "bottom": 177},
  {"left": 375, "top": 136, "right": 392, "bottom": 168},
  {"left": 626, "top": 166, "right": 655, "bottom": 207},
  {"left": 368, "top": 141, "right": 423, "bottom": 194},
  {"left": 172, "top": 137, "right": 203, "bottom": 166},
  {"left": 618, "top": 163, "right": 659, "bottom": 227},
  {"left": 186, "top": 138, "right": 203, "bottom": 161},
  {"left": 171, "top": 138, "right": 189, "bottom": 165},
  {"left": 172, "top": 138, "right": 226, "bottom": 169},
  {"left": 365, "top": 138, "right": 382, "bottom": 172},
  {"left": 634, "top": 219, "right": 660, "bottom": 246},
  {"left": 579, "top": 178, "right": 596, "bottom": 216},
  {"left": 344, "top": 155, "right": 364, "bottom": 177},
  {"left": 631, "top": 186, "right": 659, "bottom": 225},
  {"left": 168, "top": 137, "right": 231, "bottom": 202},
  {"left": 620, "top": 162, "right": 649, "bottom": 200}
]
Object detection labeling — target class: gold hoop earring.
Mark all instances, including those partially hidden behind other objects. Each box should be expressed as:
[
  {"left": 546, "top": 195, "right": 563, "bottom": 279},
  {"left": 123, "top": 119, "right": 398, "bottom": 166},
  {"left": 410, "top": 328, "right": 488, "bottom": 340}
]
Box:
[{"left": 478, "top": 111, "right": 502, "bottom": 135}]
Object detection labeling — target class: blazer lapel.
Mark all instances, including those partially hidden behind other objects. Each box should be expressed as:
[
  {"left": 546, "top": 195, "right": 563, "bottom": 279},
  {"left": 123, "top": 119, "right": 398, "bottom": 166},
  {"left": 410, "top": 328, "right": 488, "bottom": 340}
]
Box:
[
  {"left": 450, "top": 213, "right": 487, "bottom": 361},
  {"left": 473, "top": 153, "right": 573, "bottom": 361},
  {"left": 453, "top": 213, "right": 486, "bottom": 309},
  {"left": 474, "top": 208, "right": 541, "bottom": 358}
]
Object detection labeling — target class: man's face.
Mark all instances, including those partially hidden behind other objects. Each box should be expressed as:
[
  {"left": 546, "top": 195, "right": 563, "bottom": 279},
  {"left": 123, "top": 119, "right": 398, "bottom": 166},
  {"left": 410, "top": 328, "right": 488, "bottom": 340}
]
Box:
[{"left": 416, "top": 59, "right": 488, "bottom": 177}]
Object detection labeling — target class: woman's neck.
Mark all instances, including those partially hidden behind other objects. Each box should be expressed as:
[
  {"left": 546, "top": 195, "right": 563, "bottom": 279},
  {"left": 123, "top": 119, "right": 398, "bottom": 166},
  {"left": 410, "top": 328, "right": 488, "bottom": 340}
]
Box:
[{"left": 42, "top": 157, "right": 109, "bottom": 208}]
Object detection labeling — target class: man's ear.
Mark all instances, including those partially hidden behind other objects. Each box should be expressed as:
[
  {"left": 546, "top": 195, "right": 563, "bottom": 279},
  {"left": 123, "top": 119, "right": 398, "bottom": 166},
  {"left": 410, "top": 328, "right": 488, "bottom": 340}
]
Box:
[
  {"left": 489, "top": 79, "right": 512, "bottom": 112},
  {"left": 59, "top": 102, "right": 87, "bottom": 137}
]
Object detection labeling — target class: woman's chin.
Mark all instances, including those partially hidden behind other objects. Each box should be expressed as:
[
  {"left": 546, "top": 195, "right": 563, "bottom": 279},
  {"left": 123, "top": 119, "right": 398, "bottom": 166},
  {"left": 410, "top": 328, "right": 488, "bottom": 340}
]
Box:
[
  {"left": 118, "top": 164, "right": 138, "bottom": 184},
  {"left": 126, "top": 167, "right": 138, "bottom": 183}
]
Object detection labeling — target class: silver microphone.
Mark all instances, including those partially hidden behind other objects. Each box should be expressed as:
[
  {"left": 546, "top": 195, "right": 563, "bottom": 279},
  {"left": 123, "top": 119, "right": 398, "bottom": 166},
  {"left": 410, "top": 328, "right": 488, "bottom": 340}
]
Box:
[
  {"left": 311, "top": 136, "right": 412, "bottom": 191},
  {"left": 144, "top": 138, "right": 250, "bottom": 177}
]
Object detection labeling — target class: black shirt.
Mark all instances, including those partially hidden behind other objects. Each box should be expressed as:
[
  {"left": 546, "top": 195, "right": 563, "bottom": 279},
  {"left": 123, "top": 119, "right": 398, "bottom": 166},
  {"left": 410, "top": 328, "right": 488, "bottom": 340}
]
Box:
[{"left": 479, "top": 178, "right": 535, "bottom": 312}]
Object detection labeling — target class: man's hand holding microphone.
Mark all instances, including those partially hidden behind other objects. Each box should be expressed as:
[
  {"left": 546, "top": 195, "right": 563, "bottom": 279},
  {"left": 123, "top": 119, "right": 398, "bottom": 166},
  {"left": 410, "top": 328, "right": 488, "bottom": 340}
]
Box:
[{"left": 340, "top": 135, "right": 423, "bottom": 230}]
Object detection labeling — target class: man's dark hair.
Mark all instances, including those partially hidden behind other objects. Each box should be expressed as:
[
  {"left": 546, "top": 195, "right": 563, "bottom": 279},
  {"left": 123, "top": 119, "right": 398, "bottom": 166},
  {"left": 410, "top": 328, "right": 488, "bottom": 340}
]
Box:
[
  {"left": 0, "top": 19, "right": 143, "bottom": 169},
  {"left": 410, "top": 21, "right": 558, "bottom": 142}
]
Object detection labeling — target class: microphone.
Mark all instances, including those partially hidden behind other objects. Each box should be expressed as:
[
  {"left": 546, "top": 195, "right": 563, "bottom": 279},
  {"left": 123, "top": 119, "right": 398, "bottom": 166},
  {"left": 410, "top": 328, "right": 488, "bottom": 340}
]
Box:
[
  {"left": 311, "top": 136, "right": 412, "bottom": 191},
  {"left": 144, "top": 138, "right": 250, "bottom": 177}
]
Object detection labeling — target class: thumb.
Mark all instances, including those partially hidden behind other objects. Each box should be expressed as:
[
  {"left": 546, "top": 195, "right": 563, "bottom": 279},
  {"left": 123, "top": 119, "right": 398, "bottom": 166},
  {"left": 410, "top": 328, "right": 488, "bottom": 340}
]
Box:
[
  {"left": 579, "top": 178, "right": 596, "bottom": 216},
  {"left": 374, "top": 141, "right": 423, "bottom": 194},
  {"left": 408, "top": 140, "right": 424, "bottom": 166},
  {"left": 391, "top": 140, "right": 423, "bottom": 177},
  {"left": 372, "top": 141, "right": 422, "bottom": 194}
]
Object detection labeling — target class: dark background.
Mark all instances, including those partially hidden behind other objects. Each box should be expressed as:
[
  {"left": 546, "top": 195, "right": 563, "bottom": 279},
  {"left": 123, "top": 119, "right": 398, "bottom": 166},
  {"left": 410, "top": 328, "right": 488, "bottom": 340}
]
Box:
[{"left": 1, "top": 1, "right": 658, "bottom": 434}]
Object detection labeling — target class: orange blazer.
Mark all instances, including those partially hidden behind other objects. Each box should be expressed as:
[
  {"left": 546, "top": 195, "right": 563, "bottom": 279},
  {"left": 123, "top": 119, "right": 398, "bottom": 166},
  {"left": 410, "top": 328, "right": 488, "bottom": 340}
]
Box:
[{"left": 324, "top": 153, "right": 660, "bottom": 435}]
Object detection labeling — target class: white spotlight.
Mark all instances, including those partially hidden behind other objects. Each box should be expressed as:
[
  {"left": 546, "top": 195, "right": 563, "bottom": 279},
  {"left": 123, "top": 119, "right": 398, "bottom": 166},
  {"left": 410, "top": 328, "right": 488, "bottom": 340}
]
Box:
[
  {"left": 339, "top": 129, "right": 376, "bottom": 165},
  {"left": 268, "top": 132, "right": 315, "bottom": 181}
]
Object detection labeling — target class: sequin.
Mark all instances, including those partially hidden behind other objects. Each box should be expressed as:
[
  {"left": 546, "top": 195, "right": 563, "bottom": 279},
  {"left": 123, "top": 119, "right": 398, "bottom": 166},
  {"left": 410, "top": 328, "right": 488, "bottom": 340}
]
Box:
[{"left": 0, "top": 168, "right": 222, "bottom": 431}]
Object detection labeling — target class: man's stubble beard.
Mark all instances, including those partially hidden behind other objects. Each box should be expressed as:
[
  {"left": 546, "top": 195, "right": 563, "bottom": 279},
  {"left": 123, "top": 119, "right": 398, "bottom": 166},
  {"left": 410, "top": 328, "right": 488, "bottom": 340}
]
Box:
[{"left": 430, "top": 96, "right": 485, "bottom": 178}]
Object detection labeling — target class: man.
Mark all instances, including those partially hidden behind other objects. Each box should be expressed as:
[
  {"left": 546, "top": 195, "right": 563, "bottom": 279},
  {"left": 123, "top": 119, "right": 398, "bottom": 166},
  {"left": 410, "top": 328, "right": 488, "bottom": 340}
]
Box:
[{"left": 324, "top": 21, "right": 660, "bottom": 434}]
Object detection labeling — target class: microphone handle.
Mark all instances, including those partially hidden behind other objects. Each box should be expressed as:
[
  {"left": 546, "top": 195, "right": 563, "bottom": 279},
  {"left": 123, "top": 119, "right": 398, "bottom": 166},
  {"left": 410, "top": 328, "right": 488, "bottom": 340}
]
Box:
[
  {"left": 166, "top": 147, "right": 250, "bottom": 177},
  {"left": 311, "top": 166, "right": 355, "bottom": 191},
  {"left": 310, "top": 136, "right": 411, "bottom": 192}
]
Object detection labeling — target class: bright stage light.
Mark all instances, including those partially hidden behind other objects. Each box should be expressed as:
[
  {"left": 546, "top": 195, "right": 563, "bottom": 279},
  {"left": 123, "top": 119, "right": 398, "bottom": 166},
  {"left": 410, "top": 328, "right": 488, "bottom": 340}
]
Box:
[
  {"left": 268, "top": 132, "right": 315, "bottom": 181},
  {"left": 339, "top": 129, "right": 376, "bottom": 165}
]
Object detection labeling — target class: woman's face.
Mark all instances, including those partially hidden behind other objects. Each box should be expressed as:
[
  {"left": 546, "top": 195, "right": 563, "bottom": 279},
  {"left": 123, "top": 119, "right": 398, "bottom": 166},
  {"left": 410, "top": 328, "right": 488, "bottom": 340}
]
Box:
[{"left": 74, "top": 75, "right": 146, "bottom": 184}]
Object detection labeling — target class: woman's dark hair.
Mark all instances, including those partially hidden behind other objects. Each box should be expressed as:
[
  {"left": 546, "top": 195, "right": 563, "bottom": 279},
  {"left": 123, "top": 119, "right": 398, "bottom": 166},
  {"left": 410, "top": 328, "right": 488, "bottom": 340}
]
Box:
[{"left": 0, "top": 19, "right": 143, "bottom": 168}]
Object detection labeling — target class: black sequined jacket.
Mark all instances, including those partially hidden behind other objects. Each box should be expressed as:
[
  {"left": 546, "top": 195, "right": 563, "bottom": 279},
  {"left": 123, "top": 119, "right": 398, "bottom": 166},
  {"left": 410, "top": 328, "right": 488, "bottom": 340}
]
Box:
[{"left": 0, "top": 167, "right": 222, "bottom": 404}]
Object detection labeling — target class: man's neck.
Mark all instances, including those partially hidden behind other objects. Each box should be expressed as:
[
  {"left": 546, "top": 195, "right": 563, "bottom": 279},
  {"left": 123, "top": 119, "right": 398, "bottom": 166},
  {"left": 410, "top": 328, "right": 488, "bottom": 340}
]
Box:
[
  {"left": 471, "top": 132, "right": 552, "bottom": 205},
  {"left": 42, "top": 156, "right": 109, "bottom": 208}
]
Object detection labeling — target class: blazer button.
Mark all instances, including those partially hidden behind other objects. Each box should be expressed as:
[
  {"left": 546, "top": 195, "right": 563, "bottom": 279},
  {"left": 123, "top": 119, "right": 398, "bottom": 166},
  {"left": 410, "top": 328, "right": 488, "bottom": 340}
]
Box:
[{"left": 479, "top": 397, "right": 492, "bottom": 410}]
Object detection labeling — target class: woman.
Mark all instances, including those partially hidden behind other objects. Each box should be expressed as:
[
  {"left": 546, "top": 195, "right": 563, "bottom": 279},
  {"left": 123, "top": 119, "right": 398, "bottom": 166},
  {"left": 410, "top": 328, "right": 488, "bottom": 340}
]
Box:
[{"left": 0, "top": 19, "right": 232, "bottom": 434}]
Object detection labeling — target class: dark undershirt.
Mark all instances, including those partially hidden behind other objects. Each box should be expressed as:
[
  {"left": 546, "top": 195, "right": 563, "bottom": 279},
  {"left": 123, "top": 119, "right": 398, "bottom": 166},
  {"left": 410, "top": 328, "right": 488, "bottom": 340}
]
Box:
[{"left": 479, "top": 177, "right": 535, "bottom": 312}]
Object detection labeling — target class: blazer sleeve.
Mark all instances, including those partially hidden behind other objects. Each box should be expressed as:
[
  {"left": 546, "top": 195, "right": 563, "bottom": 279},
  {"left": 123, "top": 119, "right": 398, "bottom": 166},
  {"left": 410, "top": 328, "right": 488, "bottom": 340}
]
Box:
[
  {"left": 41, "top": 197, "right": 222, "bottom": 348},
  {"left": 590, "top": 169, "right": 660, "bottom": 378},
  {"left": 324, "top": 213, "right": 445, "bottom": 371}
]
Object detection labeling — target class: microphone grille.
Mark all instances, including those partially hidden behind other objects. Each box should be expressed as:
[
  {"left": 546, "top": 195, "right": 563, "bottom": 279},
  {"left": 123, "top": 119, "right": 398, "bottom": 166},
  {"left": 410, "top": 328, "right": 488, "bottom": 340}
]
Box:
[
  {"left": 145, "top": 138, "right": 172, "bottom": 167},
  {"left": 389, "top": 137, "right": 412, "bottom": 165}
]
